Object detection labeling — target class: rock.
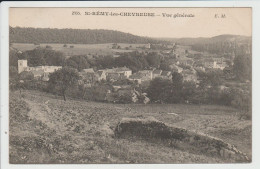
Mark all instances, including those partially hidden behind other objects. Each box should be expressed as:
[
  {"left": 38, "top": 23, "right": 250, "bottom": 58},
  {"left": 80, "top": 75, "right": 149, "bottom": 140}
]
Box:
[{"left": 115, "top": 117, "right": 250, "bottom": 162}]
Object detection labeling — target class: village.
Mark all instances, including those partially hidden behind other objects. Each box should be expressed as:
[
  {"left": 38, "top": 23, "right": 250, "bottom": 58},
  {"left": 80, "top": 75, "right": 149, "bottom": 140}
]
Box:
[{"left": 15, "top": 42, "right": 242, "bottom": 104}]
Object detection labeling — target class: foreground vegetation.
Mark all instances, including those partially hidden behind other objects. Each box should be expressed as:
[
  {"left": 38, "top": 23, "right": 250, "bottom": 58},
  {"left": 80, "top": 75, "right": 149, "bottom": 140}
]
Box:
[{"left": 9, "top": 90, "right": 251, "bottom": 163}]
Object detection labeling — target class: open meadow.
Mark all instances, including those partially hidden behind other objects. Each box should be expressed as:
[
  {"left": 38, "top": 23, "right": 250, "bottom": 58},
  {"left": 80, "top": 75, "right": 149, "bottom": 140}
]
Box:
[
  {"left": 9, "top": 90, "right": 252, "bottom": 164},
  {"left": 11, "top": 43, "right": 146, "bottom": 56}
]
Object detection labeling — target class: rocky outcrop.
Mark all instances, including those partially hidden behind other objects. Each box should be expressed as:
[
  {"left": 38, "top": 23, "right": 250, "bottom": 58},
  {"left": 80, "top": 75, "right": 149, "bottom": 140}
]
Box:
[{"left": 114, "top": 117, "right": 250, "bottom": 162}]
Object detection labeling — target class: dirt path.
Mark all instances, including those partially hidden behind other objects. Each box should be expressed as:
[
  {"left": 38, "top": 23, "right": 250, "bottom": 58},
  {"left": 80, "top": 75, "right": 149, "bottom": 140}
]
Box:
[{"left": 26, "top": 99, "right": 67, "bottom": 135}]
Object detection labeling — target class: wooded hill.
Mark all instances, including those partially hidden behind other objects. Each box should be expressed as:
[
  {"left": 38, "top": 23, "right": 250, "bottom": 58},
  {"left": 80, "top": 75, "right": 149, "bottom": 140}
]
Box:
[
  {"left": 9, "top": 27, "right": 162, "bottom": 44},
  {"left": 158, "top": 34, "right": 251, "bottom": 45},
  {"left": 158, "top": 34, "right": 252, "bottom": 54}
]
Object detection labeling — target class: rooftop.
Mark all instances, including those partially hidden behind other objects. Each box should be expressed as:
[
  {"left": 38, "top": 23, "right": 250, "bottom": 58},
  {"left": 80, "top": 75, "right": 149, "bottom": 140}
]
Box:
[
  {"left": 153, "top": 69, "right": 162, "bottom": 74},
  {"left": 161, "top": 71, "right": 171, "bottom": 76},
  {"left": 82, "top": 68, "right": 94, "bottom": 73}
]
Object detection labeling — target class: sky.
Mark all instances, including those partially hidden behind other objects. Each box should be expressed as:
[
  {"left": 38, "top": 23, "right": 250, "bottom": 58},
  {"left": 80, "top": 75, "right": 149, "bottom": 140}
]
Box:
[{"left": 9, "top": 8, "right": 252, "bottom": 38}]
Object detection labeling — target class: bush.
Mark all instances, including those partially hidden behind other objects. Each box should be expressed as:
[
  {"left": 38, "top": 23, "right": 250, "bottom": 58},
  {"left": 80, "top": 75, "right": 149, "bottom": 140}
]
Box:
[
  {"left": 81, "top": 84, "right": 112, "bottom": 102},
  {"left": 118, "top": 92, "right": 132, "bottom": 104},
  {"left": 230, "top": 88, "right": 252, "bottom": 119},
  {"left": 19, "top": 71, "right": 34, "bottom": 81},
  {"left": 46, "top": 45, "right": 52, "bottom": 49}
]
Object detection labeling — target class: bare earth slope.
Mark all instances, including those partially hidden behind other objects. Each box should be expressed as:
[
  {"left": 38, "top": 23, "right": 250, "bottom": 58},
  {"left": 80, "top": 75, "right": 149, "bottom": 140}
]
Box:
[{"left": 9, "top": 90, "right": 251, "bottom": 164}]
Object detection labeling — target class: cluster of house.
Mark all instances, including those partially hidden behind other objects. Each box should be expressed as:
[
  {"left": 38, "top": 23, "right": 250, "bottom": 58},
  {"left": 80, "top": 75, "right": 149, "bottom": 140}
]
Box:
[
  {"left": 203, "top": 57, "right": 228, "bottom": 70},
  {"left": 78, "top": 67, "right": 132, "bottom": 86},
  {"left": 18, "top": 49, "right": 230, "bottom": 86},
  {"left": 18, "top": 60, "right": 62, "bottom": 81},
  {"left": 129, "top": 69, "right": 172, "bottom": 84},
  {"left": 17, "top": 59, "right": 200, "bottom": 87},
  {"left": 78, "top": 67, "right": 176, "bottom": 87}
]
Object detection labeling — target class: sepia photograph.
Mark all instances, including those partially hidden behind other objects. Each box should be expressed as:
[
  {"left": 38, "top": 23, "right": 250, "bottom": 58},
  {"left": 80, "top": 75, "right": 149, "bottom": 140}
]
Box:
[{"left": 6, "top": 7, "right": 252, "bottom": 164}]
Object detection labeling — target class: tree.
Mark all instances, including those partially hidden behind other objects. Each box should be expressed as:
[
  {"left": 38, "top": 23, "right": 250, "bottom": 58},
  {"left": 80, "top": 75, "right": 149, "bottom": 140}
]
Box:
[
  {"left": 9, "top": 66, "right": 19, "bottom": 90},
  {"left": 167, "top": 72, "right": 184, "bottom": 103},
  {"left": 172, "top": 72, "right": 183, "bottom": 89},
  {"left": 160, "top": 60, "right": 171, "bottom": 71},
  {"left": 21, "top": 48, "right": 65, "bottom": 67},
  {"left": 182, "top": 81, "right": 196, "bottom": 102},
  {"left": 145, "top": 52, "right": 161, "bottom": 68},
  {"left": 48, "top": 67, "right": 80, "bottom": 101},
  {"left": 44, "top": 50, "right": 65, "bottom": 66},
  {"left": 65, "top": 55, "right": 90, "bottom": 71},
  {"left": 230, "top": 87, "right": 252, "bottom": 119},
  {"left": 9, "top": 49, "right": 19, "bottom": 68},
  {"left": 147, "top": 77, "right": 172, "bottom": 103},
  {"left": 10, "top": 66, "right": 18, "bottom": 79},
  {"left": 10, "top": 27, "right": 163, "bottom": 44},
  {"left": 198, "top": 69, "right": 223, "bottom": 88},
  {"left": 233, "top": 54, "right": 251, "bottom": 82},
  {"left": 25, "top": 48, "right": 46, "bottom": 66}
]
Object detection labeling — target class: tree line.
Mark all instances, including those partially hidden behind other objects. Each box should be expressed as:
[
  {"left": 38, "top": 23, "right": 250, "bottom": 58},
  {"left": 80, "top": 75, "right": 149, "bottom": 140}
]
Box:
[
  {"left": 10, "top": 47, "right": 169, "bottom": 73},
  {"left": 10, "top": 27, "right": 162, "bottom": 44}
]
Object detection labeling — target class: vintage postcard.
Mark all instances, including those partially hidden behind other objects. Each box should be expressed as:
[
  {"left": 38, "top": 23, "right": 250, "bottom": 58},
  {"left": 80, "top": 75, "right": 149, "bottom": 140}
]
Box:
[{"left": 1, "top": 1, "right": 259, "bottom": 169}]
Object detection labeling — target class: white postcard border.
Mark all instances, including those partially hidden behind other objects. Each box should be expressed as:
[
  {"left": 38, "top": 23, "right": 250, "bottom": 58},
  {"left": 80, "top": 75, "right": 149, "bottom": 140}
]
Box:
[{"left": 1, "top": 1, "right": 260, "bottom": 169}]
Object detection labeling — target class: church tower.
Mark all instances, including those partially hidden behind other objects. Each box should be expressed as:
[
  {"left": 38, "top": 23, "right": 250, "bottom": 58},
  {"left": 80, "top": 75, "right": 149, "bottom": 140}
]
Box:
[{"left": 18, "top": 60, "right": 28, "bottom": 73}]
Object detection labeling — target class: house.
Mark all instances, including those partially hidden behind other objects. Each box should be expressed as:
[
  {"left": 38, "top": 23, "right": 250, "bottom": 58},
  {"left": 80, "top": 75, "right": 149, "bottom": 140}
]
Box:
[
  {"left": 30, "top": 70, "right": 45, "bottom": 79},
  {"left": 129, "top": 73, "right": 143, "bottom": 84},
  {"left": 79, "top": 71, "right": 100, "bottom": 85},
  {"left": 213, "top": 57, "right": 225, "bottom": 64},
  {"left": 98, "top": 67, "right": 132, "bottom": 80},
  {"left": 106, "top": 72, "right": 126, "bottom": 82},
  {"left": 215, "top": 62, "right": 227, "bottom": 70},
  {"left": 204, "top": 58, "right": 227, "bottom": 70},
  {"left": 145, "top": 43, "right": 151, "bottom": 49},
  {"left": 160, "top": 71, "right": 172, "bottom": 80},
  {"left": 138, "top": 70, "right": 153, "bottom": 80},
  {"left": 114, "top": 67, "right": 132, "bottom": 78},
  {"left": 177, "top": 58, "right": 194, "bottom": 66},
  {"left": 18, "top": 59, "right": 62, "bottom": 81},
  {"left": 82, "top": 68, "right": 94, "bottom": 73},
  {"left": 152, "top": 69, "right": 162, "bottom": 79},
  {"left": 97, "top": 70, "right": 107, "bottom": 81},
  {"left": 129, "top": 70, "right": 153, "bottom": 84},
  {"left": 194, "top": 66, "right": 205, "bottom": 72},
  {"left": 204, "top": 58, "right": 217, "bottom": 69},
  {"left": 183, "top": 74, "right": 197, "bottom": 82}
]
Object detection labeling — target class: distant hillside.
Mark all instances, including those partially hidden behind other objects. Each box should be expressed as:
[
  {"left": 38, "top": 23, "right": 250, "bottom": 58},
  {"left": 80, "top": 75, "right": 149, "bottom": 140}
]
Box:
[
  {"left": 158, "top": 35, "right": 251, "bottom": 54},
  {"left": 158, "top": 34, "right": 251, "bottom": 45},
  {"left": 10, "top": 27, "right": 162, "bottom": 44},
  {"left": 158, "top": 37, "right": 207, "bottom": 45}
]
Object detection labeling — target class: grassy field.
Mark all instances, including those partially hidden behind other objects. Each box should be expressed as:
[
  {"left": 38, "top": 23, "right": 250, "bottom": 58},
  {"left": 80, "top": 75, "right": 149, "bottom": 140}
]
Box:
[
  {"left": 9, "top": 90, "right": 251, "bottom": 164},
  {"left": 11, "top": 43, "right": 146, "bottom": 56}
]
